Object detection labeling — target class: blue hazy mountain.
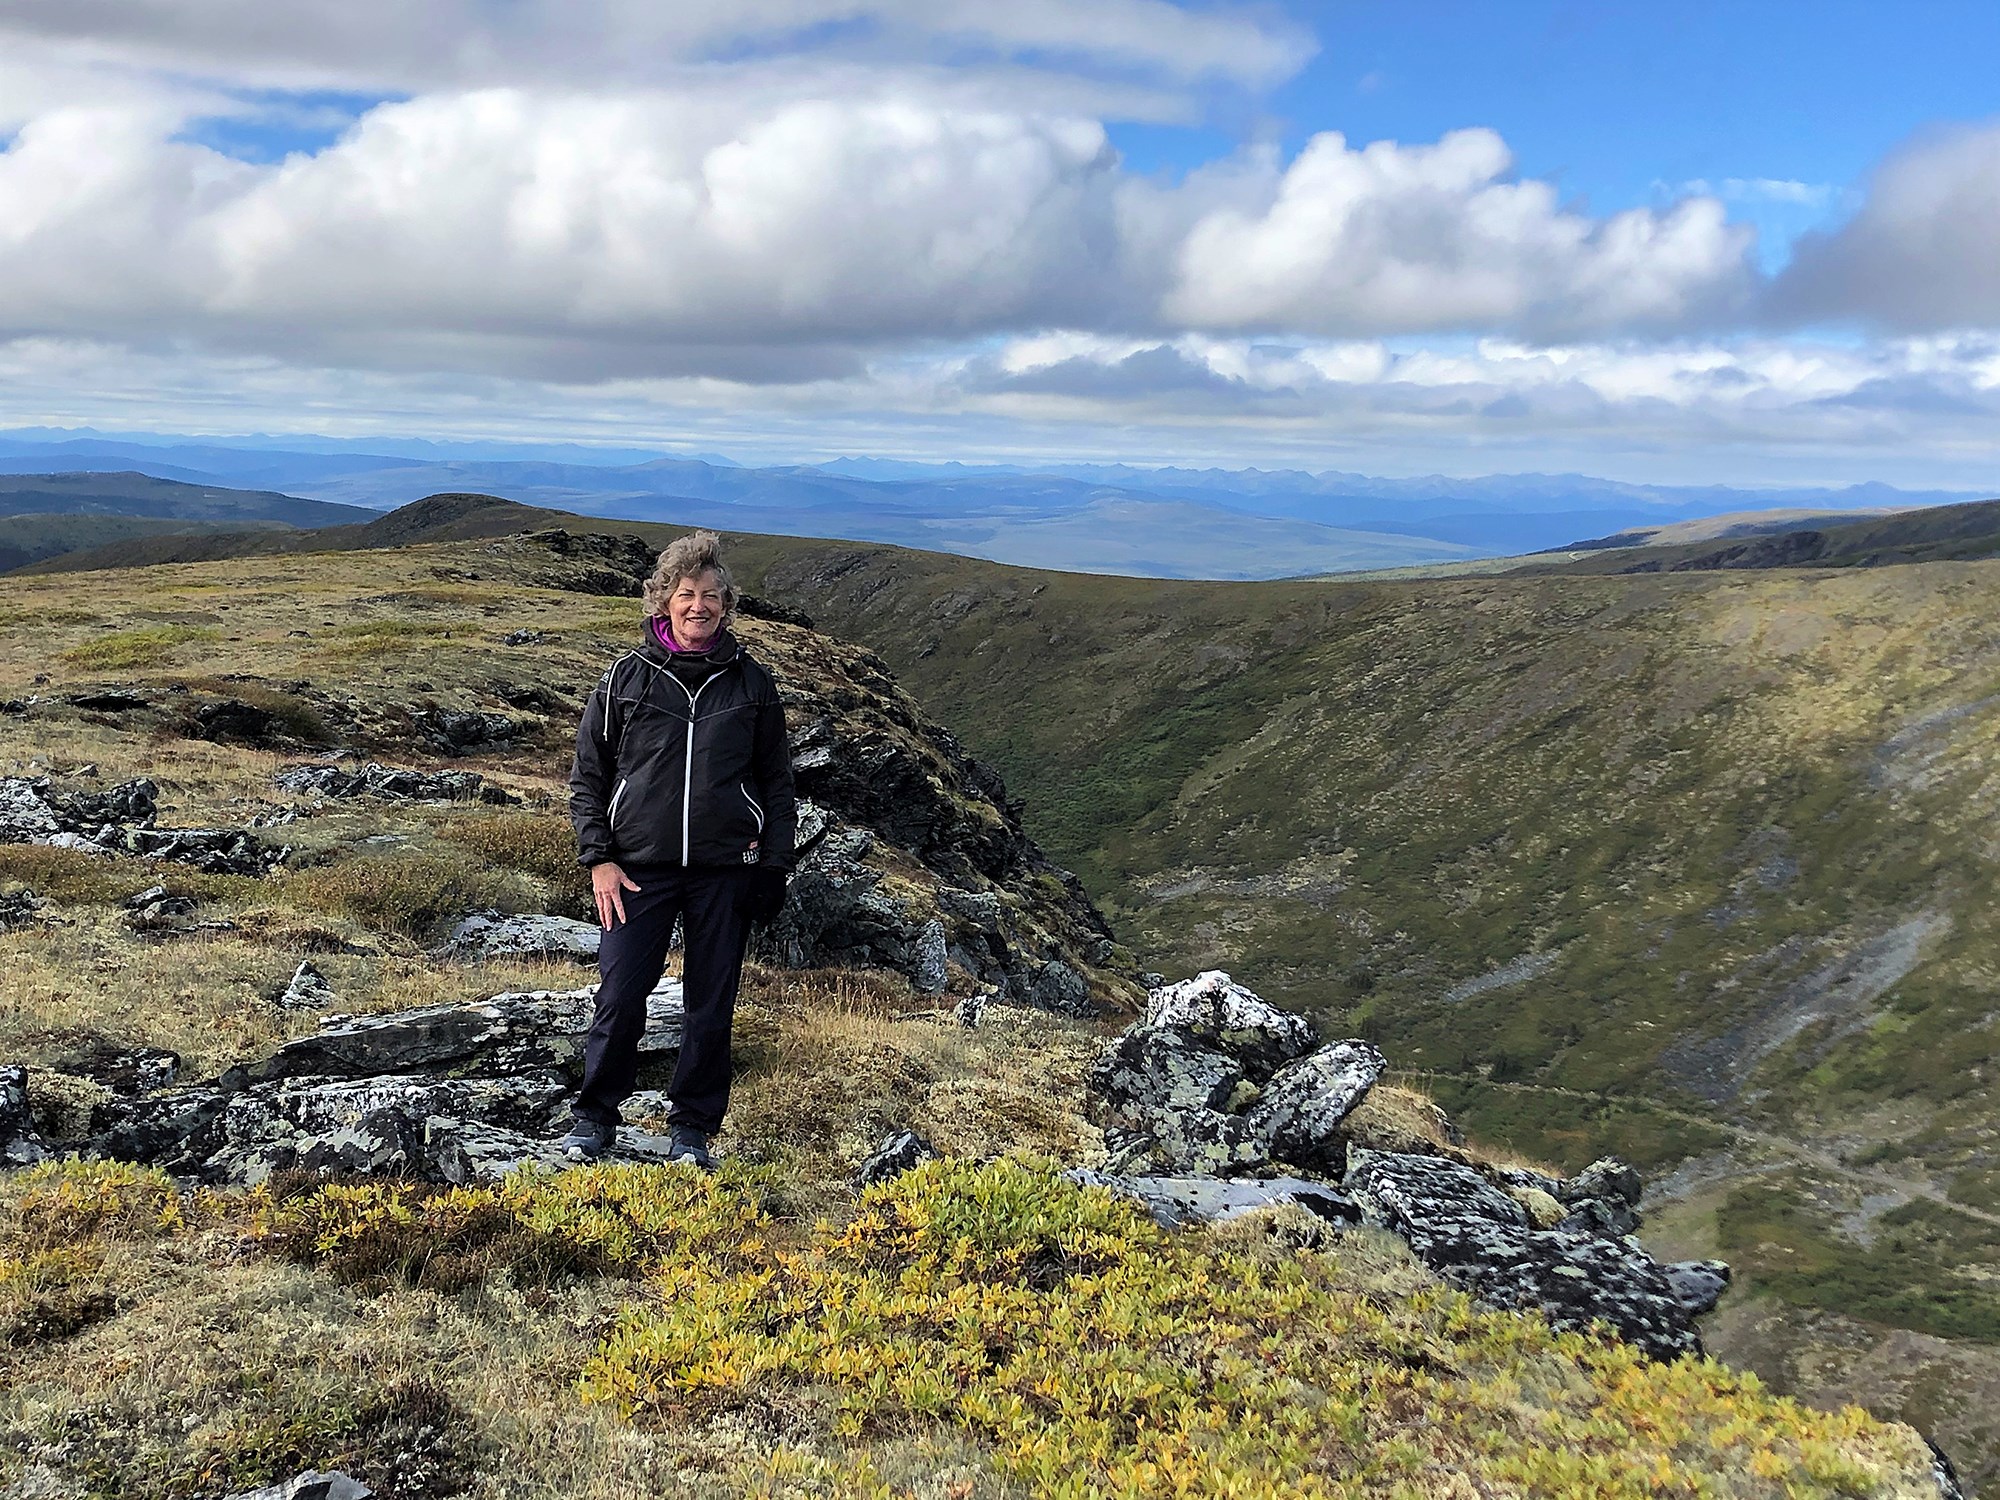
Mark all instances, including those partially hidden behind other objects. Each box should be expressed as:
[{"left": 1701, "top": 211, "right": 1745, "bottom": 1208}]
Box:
[{"left": 0, "top": 429, "right": 1985, "bottom": 580}]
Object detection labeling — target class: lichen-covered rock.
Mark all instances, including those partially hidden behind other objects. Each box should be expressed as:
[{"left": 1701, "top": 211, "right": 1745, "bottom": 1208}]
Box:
[
  {"left": 911, "top": 919, "right": 948, "bottom": 995},
  {"left": 1102, "top": 1108, "right": 1270, "bottom": 1178},
  {"left": 225, "top": 1469, "right": 374, "bottom": 1500},
  {"left": 444, "top": 910, "right": 601, "bottom": 964},
  {"left": 235, "top": 983, "right": 681, "bottom": 1085},
  {"left": 855, "top": 1129, "right": 940, "bottom": 1188},
  {"left": 273, "top": 761, "right": 515, "bottom": 804},
  {"left": 1345, "top": 1149, "right": 1705, "bottom": 1361},
  {"left": 278, "top": 960, "right": 337, "bottom": 1010},
  {"left": 0, "top": 885, "right": 46, "bottom": 930},
  {"left": 1243, "top": 1040, "right": 1385, "bottom": 1172},
  {"left": 1085, "top": 1026, "right": 1243, "bottom": 1134},
  {"left": 1070, "top": 1170, "right": 1360, "bottom": 1230},
  {"left": 1142, "top": 971, "right": 1317, "bottom": 1078}
]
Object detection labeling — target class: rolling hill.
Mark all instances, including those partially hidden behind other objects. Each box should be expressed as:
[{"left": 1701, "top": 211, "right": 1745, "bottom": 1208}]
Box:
[{"left": 9, "top": 493, "right": 2000, "bottom": 1476}]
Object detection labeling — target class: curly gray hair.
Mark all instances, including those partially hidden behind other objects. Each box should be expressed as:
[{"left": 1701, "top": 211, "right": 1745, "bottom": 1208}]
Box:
[{"left": 641, "top": 530, "right": 738, "bottom": 621}]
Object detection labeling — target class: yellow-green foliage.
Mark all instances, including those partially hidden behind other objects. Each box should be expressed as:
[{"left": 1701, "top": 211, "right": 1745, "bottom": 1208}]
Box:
[
  {"left": 1, "top": 1161, "right": 221, "bottom": 1347},
  {"left": 59, "top": 624, "right": 219, "bottom": 669},
  {"left": 579, "top": 1158, "right": 1925, "bottom": 1499},
  {"left": 279, "top": 850, "right": 521, "bottom": 937},
  {"left": 258, "top": 1163, "right": 776, "bottom": 1292}
]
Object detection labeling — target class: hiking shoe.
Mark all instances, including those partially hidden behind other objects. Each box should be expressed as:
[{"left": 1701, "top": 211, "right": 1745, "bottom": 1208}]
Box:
[
  {"left": 665, "top": 1125, "right": 719, "bottom": 1172},
  {"left": 560, "top": 1118, "right": 615, "bottom": 1161}
]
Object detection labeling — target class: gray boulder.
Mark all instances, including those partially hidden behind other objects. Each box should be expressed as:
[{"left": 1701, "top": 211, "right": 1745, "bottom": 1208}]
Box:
[
  {"left": 1086, "top": 1026, "right": 1243, "bottom": 1133},
  {"left": 1244, "top": 1040, "right": 1386, "bottom": 1172},
  {"left": 1102, "top": 1108, "right": 1270, "bottom": 1178},
  {"left": 0, "top": 886, "right": 47, "bottom": 930},
  {"left": 445, "top": 910, "right": 602, "bottom": 964},
  {"left": 1142, "top": 971, "right": 1317, "bottom": 1078},
  {"left": 1028, "top": 959, "right": 1091, "bottom": 1016}
]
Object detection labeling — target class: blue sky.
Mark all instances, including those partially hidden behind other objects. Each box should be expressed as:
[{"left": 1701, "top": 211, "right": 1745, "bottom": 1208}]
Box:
[{"left": 0, "top": 1, "right": 1997, "bottom": 486}]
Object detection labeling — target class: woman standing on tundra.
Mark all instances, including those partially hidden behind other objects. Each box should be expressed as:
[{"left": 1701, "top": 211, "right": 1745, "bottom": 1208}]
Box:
[{"left": 563, "top": 530, "right": 796, "bottom": 1168}]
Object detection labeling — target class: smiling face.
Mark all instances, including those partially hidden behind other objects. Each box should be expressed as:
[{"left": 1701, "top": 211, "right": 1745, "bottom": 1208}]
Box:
[{"left": 668, "top": 567, "right": 726, "bottom": 648}]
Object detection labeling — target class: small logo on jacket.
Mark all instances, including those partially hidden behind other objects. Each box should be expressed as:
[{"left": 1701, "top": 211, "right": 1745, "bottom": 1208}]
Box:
[{"left": 742, "top": 848, "right": 761, "bottom": 864}]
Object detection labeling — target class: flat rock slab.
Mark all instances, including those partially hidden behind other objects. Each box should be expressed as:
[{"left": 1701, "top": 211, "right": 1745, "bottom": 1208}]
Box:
[
  {"left": 240, "top": 982, "right": 683, "bottom": 1083},
  {"left": 225, "top": 1471, "right": 374, "bottom": 1500},
  {"left": 1071, "top": 1170, "right": 1360, "bottom": 1230},
  {"left": 446, "top": 910, "right": 601, "bottom": 964}
]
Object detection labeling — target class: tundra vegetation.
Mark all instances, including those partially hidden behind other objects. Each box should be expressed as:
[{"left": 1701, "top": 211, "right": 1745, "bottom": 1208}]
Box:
[{"left": 0, "top": 525, "right": 1977, "bottom": 1494}]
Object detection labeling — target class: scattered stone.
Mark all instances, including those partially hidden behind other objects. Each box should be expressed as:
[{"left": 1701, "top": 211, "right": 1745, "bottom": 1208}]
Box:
[
  {"left": 224, "top": 1467, "right": 374, "bottom": 1500},
  {"left": 67, "top": 690, "right": 148, "bottom": 712},
  {"left": 953, "top": 991, "right": 989, "bottom": 1029},
  {"left": 124, "top": 883, "right": 170, "bottom": 909},
  {"left": 278, "top": 960, "right": 338, "bottom": 1010},
  {"left": 500, "top": 628, "right": 547, "bottom": 645},
  {"left": 1143, "top": 971, "right": 1318, "bottom": 1078},
  {"left": 855, "top": 1129, "right": 940, "bottom": 1188},
  {"left": 444, "top": 910, "right": 601, "bottom": 965},
  {"left": 124, "top": 889, "right": 201, "bottom": 934},
  {"left": 1243, "top": 1040, "right": 1386, "bottom": 1173},
  {"left": 63, "top": 1044, "right": 180, "bottom": 1096},
  {"left": 1070, "top": 1170, "right": 1360, "bottom": 1230},
  {"left": 0, "top": 886, "right": 46, "bottom": 930},
  {"left": 2, "top": 1064, "right": 52, "bottom": 1166},
  {"left": 412, "top": 707, "right": 520, "bottom": 755},
  {"left": 273, "top": 761, "right": 516, "bottom": 804}
]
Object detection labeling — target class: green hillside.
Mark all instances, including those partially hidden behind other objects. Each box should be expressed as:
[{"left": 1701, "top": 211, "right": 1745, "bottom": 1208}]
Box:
[{"left": 726, "top": 534, "right": 2000, "bottom": 1482}]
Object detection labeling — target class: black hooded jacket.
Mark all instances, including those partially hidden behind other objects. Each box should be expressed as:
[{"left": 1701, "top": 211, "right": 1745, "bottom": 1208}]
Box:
[{"left": 569, "top": 624, "right": 797, "bottom": 872}]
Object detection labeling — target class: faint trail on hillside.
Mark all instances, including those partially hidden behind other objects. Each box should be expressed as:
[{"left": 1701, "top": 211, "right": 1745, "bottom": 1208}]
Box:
[{"left": 1399, "top": 1071, "right": 2000, "bottom": 1233}]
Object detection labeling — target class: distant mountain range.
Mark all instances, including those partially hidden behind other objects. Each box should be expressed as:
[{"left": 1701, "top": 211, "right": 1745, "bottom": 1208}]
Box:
[{"left": 0, "top": 428, "right": 1989, "bottom": 580}]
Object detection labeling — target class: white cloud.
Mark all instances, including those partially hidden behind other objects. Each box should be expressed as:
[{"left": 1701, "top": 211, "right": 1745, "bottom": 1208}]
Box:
[
  {"left": 1165, "top": 128, "right": 1756, "bottom": 339},
  {"left": 1771, "top": 120, "right": 2000, "bottom": 331},
  {"left": 0, "top": 1, "right": 1310, "bottom": 93}
]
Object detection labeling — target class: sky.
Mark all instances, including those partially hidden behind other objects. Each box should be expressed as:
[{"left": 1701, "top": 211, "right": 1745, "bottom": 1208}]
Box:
[{"left": 1, "top": 1, "right": 1998, "bottom": 486}]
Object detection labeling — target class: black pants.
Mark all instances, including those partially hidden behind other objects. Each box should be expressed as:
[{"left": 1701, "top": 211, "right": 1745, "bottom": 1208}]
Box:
[{"left": 573, "top": 864, "right": 753, "bottom": 1135}]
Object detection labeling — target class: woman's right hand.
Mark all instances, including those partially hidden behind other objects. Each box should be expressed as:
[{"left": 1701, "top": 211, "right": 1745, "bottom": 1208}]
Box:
[{"left": 592, "top": 861, "right": 641, "bottom": 929}]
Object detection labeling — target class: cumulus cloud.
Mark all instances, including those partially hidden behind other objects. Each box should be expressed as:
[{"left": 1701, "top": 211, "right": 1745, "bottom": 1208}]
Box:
[
  {"left": 1165, "top": 129, "right": 1756, "bottom": 339},
  {"left": 0, "top": 89, "right": 1765, "bottom": 382},
  {"left": 1770, "top": 120, "right": 2000, "bottom": 331}
]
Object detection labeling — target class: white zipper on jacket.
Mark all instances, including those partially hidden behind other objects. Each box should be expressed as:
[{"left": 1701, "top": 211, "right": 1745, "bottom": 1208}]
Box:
[
  {"left": 607, "top": 778, "right": 629, "bottom": 826},
  {"left": 741, "top": 782, "right": 764, "bottom": 832},
  {"left": 662, "top": 670, "right": 727, "bottom": 867}
]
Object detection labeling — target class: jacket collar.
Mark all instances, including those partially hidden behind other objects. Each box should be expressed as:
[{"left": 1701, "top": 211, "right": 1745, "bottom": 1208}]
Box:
[{"left": 639, "top": 619, "right": 740, "bottom": 667}]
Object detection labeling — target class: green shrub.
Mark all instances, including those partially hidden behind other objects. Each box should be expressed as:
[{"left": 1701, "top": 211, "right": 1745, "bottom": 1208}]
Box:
[
  {"left": 436, "top": 811, "right": 590, "bottom": 918},
  {"left": 279, "top": 850, "right": 519, "bottom": 938}
]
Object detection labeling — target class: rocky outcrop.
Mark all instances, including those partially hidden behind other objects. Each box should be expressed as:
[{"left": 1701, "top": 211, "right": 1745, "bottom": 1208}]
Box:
[
  {"left": 8, "top": 982, "right": 687, "bottom": 1186},
  {"left": 736, "top": 618, "right": 1137, "bottom": 1013},
  {"left": 1087, "top": 972, "right": 1380, "bottom": 1176},
  {"left": 1082, "top": 970, "right": 1730, "bottom": 1362},
  {"left": 0, "top": 775, "right": 288, "bottom": 875},
  {"left": 273, "top": 761, "right": 516, "bottom": 804},
  {"left": 855, "top": 1129, "right": 940, "bottom": 1189}
]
